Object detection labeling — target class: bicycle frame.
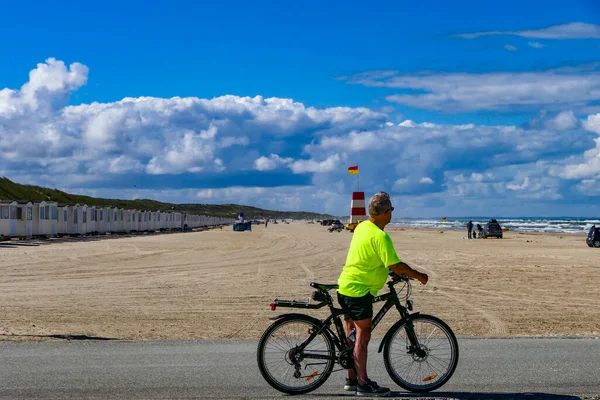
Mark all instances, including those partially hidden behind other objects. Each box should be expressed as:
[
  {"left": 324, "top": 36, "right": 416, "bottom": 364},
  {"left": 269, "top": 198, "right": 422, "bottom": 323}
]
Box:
[{"left": 270, "top": 278, "right": 419, "bottom": 364}]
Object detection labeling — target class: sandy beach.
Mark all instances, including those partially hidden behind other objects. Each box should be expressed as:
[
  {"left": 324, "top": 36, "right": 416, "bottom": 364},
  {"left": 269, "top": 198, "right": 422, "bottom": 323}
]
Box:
[{"left": 0, "top": 223, "right": 598, "bottom": 341}]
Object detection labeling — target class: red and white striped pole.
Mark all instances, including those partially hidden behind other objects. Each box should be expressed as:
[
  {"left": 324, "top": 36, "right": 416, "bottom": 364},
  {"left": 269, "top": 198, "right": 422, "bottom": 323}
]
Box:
[{"left": 349, "top": 192, "right": 367, "bottom": 224}]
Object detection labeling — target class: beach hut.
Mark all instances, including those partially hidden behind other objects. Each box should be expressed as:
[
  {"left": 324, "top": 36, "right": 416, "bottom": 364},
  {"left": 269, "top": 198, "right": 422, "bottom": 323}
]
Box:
[
  {"left": 166, "top": 212, "right": 174, "bottom": 230},
  {"left": 151, "top": 211, "right": 159, "bottom": 231},
  {"left": 0, "top": 200, "right": 18, "bottom": 238},
  {"left": 114, "top": 208, "right": 123, "bottom": 233},
  {"left": 110, "top": 207, "right": 119, "bottom": 233},
  {"left": 15, "top": 201, "right": 33, "bottom": 238},
  {"left": 66, "top": 204, "right": 80, "bottom": 235},
  {"left": 87, "top": 206, "right": 97, "bottom": 235},
  {"left": 146, "top": 211, "right": 154, "bottom": 232},
  {"left": 122, "top": 209, "right": 131, "bottom": 233},
  {"left": 57, "top": 204, "right": 68, "bottom": 235},
  {"left": 96, "top": 207, "right": 107, "bottom": 234},
  {"left": 31, "top": 201, "right": 49, "bottom": 236},
  {"left": 103, "top": 207, "right": 113, "bottom": 233},
  {"left": 163, "top": 212, "right": 172, "bottom": 230},
  {"left": 76, "top": 204, "right": 88, "bottom": 235},
  {"left": 139, "top": 211, "right": 148, "bottom": 232},
  {"left": 31, "top": 200, "right": 58, "bottom": 237},
  {"left": 42, "top": 201, "right": 58, "bottom": 237},
  {"left": 129, "top": 210, "right": 137, "bottom": 232}
]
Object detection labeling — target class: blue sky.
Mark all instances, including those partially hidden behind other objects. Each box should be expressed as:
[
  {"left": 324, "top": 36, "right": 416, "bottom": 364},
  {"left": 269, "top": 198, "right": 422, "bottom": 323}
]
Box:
[{"left": 1, "top": 0, "right": 600, "bottom": 217}]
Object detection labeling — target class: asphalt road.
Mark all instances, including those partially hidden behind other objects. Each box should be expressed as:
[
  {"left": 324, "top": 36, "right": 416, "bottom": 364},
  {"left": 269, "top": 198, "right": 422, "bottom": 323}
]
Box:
[{"left": 0, "top": 337, "right": 598, "bottom": 399}]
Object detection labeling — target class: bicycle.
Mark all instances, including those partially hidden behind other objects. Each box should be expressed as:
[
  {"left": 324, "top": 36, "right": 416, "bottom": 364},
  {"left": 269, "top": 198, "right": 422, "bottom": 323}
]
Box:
[{"left": 257, "top": 272, "right": 459, "bottom": 394}]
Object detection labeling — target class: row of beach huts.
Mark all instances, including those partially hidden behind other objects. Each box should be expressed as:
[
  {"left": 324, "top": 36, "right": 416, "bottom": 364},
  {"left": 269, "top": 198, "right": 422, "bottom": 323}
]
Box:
[{"left": 0, "top": 200, "right": 236, "bottom": 239}]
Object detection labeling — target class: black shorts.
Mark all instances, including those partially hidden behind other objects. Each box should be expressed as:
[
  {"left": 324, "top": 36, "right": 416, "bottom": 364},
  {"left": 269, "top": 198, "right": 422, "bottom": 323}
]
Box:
[{"left": 337, "top": 292, "right": 373, "bottom": 321}]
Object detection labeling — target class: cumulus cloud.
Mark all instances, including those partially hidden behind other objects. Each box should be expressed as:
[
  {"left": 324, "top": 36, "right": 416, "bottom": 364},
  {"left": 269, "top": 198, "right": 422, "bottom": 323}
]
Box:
[
  {"left": 289, "top": 154, "right": 340, "bottom": 174},
  {"left": 2, "top": 58, "right": 600, "bottom": 216},
  {"left": 0, "top": 58, "right": 88, "bottom": 118},
  {"left": 253, "top": 154, "right": 294, "bottom": 171},
  {"left": 504, "top": 44, "right": 518, "bottom": 52},
  {"left": 0, "top": 59, "right": 386, "bottom": 188},
  {"left": 345, "top": 64, "right": 600, "bottom": 113},
  {"left": 456, "top": 22, "right": 600, "bottom": 39}
]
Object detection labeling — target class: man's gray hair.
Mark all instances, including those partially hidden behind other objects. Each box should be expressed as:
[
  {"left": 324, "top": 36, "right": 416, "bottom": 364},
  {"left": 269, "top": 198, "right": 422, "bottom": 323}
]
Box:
[{"left": 369, "top": 191, "right": 392, "bottom": 217}]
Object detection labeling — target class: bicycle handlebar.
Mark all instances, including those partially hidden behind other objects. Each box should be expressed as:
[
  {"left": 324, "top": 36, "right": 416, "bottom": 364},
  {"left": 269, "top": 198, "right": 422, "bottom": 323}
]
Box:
[{"left": 388, "top": 271, "right": 412, "bottom": 284}]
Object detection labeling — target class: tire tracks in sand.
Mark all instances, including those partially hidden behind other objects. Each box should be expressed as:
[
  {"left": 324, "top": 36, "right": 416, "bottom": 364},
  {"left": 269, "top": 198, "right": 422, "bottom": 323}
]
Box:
[{"left": 420, "top": 265, "right": 508, "bottom": 336}]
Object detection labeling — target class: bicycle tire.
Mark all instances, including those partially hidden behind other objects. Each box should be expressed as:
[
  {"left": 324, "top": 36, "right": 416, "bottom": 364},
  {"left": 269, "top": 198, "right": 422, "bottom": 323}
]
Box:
[
  {"left": 257, "top": 314, "right": 335, "bottom": 394},
  {"left": 383, "top": 314, "right": 459, "bottom": 392}
]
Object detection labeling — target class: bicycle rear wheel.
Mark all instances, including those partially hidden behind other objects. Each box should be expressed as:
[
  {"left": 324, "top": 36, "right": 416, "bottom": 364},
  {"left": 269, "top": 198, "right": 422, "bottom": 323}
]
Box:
[
  {"left": 383, "top": 314, "right": 459, "bottom": 392},
  {"left": 257, "top": 314, "right": 335, "bottom": 394}
]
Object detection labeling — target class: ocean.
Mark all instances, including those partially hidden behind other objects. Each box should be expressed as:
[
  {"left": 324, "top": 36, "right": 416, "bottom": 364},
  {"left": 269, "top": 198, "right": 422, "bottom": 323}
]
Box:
[{"left": 389, "top": 217, "right": 599, "bottom": 234}]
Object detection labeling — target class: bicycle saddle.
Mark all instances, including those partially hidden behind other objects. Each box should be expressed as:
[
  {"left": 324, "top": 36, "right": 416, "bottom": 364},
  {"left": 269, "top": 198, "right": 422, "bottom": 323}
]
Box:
[{"left": 310, "top": 282, "right": 339, "bottom": 291}]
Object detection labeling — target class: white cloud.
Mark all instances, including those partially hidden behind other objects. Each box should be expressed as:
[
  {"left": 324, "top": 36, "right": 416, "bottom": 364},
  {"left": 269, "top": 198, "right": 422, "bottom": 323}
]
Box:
[
  {"left": 504, "top": 44, "right": 518, "bottom": 52},
  {"left": 347, "top": 64, "right": 600, "bottom": 113},
  {"left": 528, "top": 41, "right": 545, "bottom": 48},
  {"left": 290, "top": 154, "right": 340, "bottom": 174},
  {"left": 398, "top": 119, "right": 416, "bottom": 127},
  {"left": 456, "top": 22, "right": 600, "bottom": 39},
  {"left": 506, "top": 176, "right": 530, "bottom": 190},
  {"left": 0, "top": 58, "right": 88, "bottom": 118},
  {"left": 2, "top": 58, "right": 600, "bottom": 217},
  {"left": 253, "top": 154, "right": 293, "bottom": 171},
  {"left": 0, "top": 59, "right": 386, "bottom": 185},
  {"left": 583, "top": 113, "right": 600, "bottom": 134}
]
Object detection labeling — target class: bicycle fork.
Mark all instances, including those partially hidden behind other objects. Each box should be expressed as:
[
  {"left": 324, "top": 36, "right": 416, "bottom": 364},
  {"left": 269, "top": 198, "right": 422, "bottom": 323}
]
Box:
[{"left": 403, "top": 318, "right": 428, "bottom": 359}]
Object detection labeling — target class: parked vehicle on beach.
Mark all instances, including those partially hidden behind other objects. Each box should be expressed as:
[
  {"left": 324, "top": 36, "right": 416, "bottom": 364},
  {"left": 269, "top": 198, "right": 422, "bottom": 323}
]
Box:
[
  {"left": 587, "top": 226, "right": 600, "bottom": 248},
  {"left": 481, "top": 219, "right": 503, "bottom": 239},
  {"left": 328, "top": 221, "right": 344, "bottom": 232}
]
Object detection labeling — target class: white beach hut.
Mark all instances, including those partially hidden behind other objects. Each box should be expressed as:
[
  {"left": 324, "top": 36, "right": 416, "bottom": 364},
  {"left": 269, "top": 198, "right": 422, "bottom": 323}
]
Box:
[
  {"left": 87, "top": 206, "right": 96, "bottom": 235},
  {"left": 31, "top": 201, "right": 48, "bottom": 236},
  {"left": 43, "top": 201, "right": 58, "bottom": 237},
  {"left": 66, "top": 204, "right": 80, "bottom": 235},
  {"left": 122, "top": 209, "right": 131, "bottom": 233},
  {"left": 144, "top": 211, "right": 152, "bottom": 232},
  {"left": 149, "top": 211, "right": 158, "bottom": 232},
  {"left": 110, "top": 207, "right": 119, "bottom": 233},
  {"left": 95, "top": 207, "right": 106, "bottom": 234},
  {"left": 129, "top": 210, "right": 137, "bottom": 232},
  {"left": 163, "top": 212, "right": 171, "bottom": 230},
  {"left": 15, "top": 201, "right": 33, "bottom": 238},
  {"left": 164, "top": 212, "right": 173, "bottom": 230},
  {"left": 77, "top": 204, "right": 88, "bottom": 235},
  {"left": 0, "top": 200, "right": 18, "bottom": 238},
  {"left": 57, "top": 204, "right": 68, "bottom": 235},
  {"left": 139, "top": 211, "right": 148, "bottom": 232}
]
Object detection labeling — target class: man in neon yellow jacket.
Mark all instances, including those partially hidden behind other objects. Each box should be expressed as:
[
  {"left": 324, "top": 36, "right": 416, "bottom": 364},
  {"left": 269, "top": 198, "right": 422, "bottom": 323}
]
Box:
[{"left": 338, "top": 191, "right": 428, "bottom": 397}]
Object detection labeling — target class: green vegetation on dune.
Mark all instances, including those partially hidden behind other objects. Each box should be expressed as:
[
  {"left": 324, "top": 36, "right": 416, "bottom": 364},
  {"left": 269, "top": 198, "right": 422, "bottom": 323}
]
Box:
[{"left": 0, "top": 177, "right": 335, "bottom": 220}]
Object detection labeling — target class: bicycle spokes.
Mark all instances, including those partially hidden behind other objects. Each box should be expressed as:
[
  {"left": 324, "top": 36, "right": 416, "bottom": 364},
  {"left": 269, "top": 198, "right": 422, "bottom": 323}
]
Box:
[
  {"left": 384, "top": 315, "right": 458, "bottom": 391},
  {"left": 259, "top": 319, "right": 334, "bottom": 393}
]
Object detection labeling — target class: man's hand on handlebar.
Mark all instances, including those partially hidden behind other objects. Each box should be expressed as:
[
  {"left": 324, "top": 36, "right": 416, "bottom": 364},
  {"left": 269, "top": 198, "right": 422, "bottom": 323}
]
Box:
[
  {"left": 388, "top": 262, "right": 429, "bottom": 285},
  {"left": 416, "top": 273, "right": 428, "bottom": 285}
]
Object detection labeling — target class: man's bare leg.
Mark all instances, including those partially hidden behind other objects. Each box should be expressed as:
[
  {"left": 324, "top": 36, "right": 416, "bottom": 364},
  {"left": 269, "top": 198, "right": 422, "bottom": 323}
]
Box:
[
  {"left": 344, "top": 318, "right": 357, "bottom": 380},
  {"left": 353, "top": 318, "right": 372, "bottom": 385}
]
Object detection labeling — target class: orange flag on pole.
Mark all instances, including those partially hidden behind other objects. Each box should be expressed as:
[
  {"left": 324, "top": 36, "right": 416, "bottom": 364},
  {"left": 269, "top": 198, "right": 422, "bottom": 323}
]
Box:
[{"left": 347, "top": 165, "right": 359, "bottom": 175}]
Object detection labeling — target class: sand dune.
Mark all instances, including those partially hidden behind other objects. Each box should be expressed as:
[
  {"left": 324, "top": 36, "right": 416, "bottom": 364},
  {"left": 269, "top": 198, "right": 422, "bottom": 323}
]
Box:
[{"left": 0, "top": 224, "right": 598, "bottom": 341}]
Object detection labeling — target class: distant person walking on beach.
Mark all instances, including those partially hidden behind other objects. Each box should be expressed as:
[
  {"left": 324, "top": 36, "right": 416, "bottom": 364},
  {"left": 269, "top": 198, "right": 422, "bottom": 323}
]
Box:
[
  {"left": 467, "top": 220, "right": 473, "bottom": 239},
  {"left": 265, "top": 218, "right": 269, "bottom": 228},
  {"left": 476, "top": 223, "right": 483, "bottom": 238},
  {"left": 338, "top": 191, "right": 428, "bottom": 396}
]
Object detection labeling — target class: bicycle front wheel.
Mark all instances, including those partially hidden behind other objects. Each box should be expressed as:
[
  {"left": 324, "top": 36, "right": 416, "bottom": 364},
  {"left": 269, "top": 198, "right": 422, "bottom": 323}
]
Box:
[
  {"left": 383, "top": 314, "right": 459, "bottom": 392},
  {"left": 257, "top": 314, "right": 335, "bottom": 394}
]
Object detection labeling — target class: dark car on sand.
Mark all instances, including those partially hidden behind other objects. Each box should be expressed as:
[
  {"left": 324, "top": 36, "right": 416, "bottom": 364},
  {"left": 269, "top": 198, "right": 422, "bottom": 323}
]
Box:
[
  {"left": 587, "top": 226, "right": 600, "bottom": 248},
  {"left": 481, "top": 219, "right": 503, "bottom": 239}
]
